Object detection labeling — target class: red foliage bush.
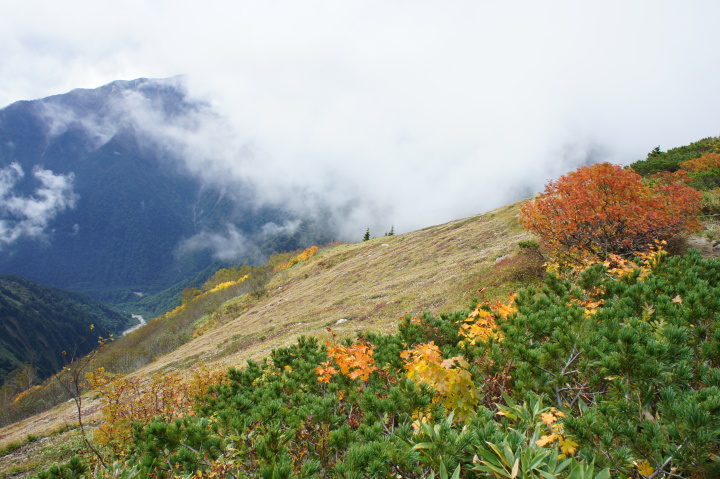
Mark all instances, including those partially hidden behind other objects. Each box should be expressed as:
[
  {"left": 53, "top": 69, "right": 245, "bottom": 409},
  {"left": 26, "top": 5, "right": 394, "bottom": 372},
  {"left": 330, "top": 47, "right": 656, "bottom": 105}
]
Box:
[{"left": 519, "top": 163, "right": 702, "bottom": 260}]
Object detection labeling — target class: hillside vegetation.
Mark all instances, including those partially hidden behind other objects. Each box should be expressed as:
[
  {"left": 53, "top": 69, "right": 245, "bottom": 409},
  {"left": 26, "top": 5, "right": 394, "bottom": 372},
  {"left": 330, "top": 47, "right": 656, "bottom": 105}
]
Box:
[
  {"left": 0, "top": 275, "right": 131, "bottom": 389},
  {"left": 0, "top": 202, "right": 533, "bottom": 475},
  {"left": 2, "top": 137, "right": 720, "bottom": 478},
  {"left": 59, "top": 249, "right": 720, "bottom": 478}
]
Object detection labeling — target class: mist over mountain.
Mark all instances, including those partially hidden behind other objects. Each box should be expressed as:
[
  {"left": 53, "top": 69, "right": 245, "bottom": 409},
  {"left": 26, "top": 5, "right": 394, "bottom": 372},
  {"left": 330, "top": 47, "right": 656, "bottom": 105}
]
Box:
[{"left": 0, "top": 78, "right": 335, "bottom": 303}]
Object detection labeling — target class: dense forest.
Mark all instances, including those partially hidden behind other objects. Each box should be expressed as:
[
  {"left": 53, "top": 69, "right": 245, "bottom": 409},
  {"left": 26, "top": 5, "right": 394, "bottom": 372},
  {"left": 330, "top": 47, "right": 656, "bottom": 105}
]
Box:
[{"left": 0, "top": 275, "right": 131, "bottom": 388}]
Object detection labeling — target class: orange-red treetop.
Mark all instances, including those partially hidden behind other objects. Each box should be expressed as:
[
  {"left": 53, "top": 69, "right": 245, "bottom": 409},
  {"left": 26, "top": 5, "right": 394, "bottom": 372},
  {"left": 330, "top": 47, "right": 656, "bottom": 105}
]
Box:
[{"left": 519, "top": 162, "right": 702, "bottom": 259}]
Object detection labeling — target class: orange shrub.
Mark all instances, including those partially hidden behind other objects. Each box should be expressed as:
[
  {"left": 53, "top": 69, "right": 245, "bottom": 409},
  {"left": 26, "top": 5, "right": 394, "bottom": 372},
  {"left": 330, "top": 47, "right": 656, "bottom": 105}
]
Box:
[{"left": 520, "top": 163, "right": 702, "bottom": 260}]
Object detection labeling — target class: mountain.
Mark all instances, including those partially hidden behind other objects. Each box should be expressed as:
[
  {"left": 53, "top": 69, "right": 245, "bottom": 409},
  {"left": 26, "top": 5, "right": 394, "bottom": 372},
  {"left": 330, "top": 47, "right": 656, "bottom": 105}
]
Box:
[
  {"left": 0, "top": 78, "right": 333, "bottom": 308},
  {"left": 0, "top": 275, "right": 132, "bottom": 387}
]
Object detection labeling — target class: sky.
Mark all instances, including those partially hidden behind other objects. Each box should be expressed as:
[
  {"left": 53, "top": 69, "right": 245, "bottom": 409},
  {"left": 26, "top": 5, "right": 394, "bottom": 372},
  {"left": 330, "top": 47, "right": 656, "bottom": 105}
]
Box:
[{"left": 2, "top": 0, "right": 720, "bottom": 238}]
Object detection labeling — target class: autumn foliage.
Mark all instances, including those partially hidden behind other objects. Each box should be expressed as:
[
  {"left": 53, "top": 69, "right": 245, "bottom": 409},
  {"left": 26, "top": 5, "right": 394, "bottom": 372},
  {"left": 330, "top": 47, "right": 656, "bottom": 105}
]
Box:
[
  {"left": 276, "top": 246, "right": 319, "bottom": 271},
  {"left": 519, "top": 162, "right": 702, "bottom": 260},
  {"left": 86, "top": 364, "right": 226, "bottom": 456},
  {"left": 679, "top": 152, "right": 720, "bottom": 172},
  {"left": 315, "top": 338, "right": 377, "bottom": 383},
  {"left": 400, "top": 342, "right": 478, "bottom": 423}
]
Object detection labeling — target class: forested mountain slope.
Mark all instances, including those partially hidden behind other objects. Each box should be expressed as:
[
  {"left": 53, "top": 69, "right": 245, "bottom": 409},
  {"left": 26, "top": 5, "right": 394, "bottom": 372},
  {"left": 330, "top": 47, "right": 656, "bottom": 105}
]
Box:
[{"left": 0, "top": 275, "right": 131, "bottom": 387}]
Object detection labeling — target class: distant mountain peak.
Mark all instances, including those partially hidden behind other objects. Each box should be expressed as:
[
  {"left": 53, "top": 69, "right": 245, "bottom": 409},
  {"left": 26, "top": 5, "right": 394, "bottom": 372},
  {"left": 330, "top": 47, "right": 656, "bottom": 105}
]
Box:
[{"left": 0, "top": 78, "right": 334, "bottom": 305}]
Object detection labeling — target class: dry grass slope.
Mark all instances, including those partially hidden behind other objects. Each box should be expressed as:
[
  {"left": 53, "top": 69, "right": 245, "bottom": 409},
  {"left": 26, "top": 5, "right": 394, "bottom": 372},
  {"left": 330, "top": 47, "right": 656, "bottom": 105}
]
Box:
[
  {"left": 0, "top": 202, "right": 532, "bottom": 475},
  {"left": 148, "top": 201, "right": 531, "bottom": 374}
]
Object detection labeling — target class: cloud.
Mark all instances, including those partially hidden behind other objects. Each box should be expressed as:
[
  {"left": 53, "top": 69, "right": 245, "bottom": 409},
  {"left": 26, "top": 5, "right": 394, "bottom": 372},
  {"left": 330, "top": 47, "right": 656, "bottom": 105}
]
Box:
[
  {"left": 261, "top": 220, "right": 301, "bottom": 237},
  {"left": 2, "top": 1, "right": 720, "bottom": 239},
  {"left": 37, "top": 100, "right": 119, "bottom": 149},
  {"left": 176, "top": 224, "right": 262, "bottom": 262},
  {"left": 0, "top": 163, "right": 78, "bottom": 247}
]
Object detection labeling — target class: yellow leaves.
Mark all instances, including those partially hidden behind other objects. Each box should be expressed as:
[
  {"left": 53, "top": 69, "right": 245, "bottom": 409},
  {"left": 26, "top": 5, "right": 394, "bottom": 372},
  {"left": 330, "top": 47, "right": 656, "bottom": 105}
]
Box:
[
  {"left": 635, "top": 240, "right": 667, "bottom": 269},
  {"left": 568, "top": 297, "right": 604, "bottom": 316},
  {"left": 276, "top": 245, "right": 319, "bottom": 270},
  {"left": 534, "top": 408, "right": 577, "bottom": 458},
  {"left": 315, "top": 341, "right": 377, "bottom": 383},
  {"left": 401, "top": 294, "right": 516, "bottom": 422},
  {"left": 635, "top": 459, "right": 655, "bottom": 477},
  {"left": 558, "top": 437, "right": 579, "bottom": 456},
  {"left": 206, "top": 275, "right": 249, "bottom": 294},
  {"left": 85, "top": 367, "right": 118, "bottom": 390},
  {"left": 679, "top": 152, "right": 720, "bottom": 172},
  {"left": 11, "top": 385, "right": 42, "bottom": 405},
  {"left": 535, "top": 434, "right": 558, "bottom": 447},
  {"left": 92, "top": 364, "right": 226, "bottom": 455},
  {"left": 603, "top": 242, "right": 667, "bottom": 282},
  {"left": 544, "top": 261, "right": 561, "bottom": 275},
  {"left": 540, "top": 411, "right": 560, "bottom": 425},
  {"left": 411, "top": 409, "right": 433, "bottom": 435},
  {"left": 604, "top": 254, "right": 640, "bottom": 279},
  {"left": 672, "top": 294, "right": 683, "bottom": 304},
  {"left": 492, "top": 296, "right": 517, "bottom": 320},
  {"left": 459, "top": 297, "right": 515, "bottom": 346},
  {"left": 165, "top": 303, "right": 186, "bottom": 317},
  {"left": 401, "top": 342, "right": 479, "bottom": 423}
]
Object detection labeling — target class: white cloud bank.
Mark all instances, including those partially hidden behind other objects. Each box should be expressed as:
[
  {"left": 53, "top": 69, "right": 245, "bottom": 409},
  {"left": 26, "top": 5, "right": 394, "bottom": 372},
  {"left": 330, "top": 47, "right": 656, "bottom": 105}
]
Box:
[
  {"left": 1, "top": 1, "right": 720, "bottom": 237},
  {"left": 0, "top": 163, "right": 78, "bottom": 247}
]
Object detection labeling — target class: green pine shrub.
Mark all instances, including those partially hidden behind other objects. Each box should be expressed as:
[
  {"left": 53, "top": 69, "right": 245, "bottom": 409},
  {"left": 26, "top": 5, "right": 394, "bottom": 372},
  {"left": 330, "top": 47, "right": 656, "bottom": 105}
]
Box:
[{"left": 30, "top": 249, "right": 720, "bottom": 478}]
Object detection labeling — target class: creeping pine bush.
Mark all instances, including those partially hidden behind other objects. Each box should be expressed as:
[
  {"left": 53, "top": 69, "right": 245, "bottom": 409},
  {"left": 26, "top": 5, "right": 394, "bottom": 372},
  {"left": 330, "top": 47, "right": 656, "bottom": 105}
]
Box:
[{"left": 35, "top": 250, "right": 720, "bottom": 478}]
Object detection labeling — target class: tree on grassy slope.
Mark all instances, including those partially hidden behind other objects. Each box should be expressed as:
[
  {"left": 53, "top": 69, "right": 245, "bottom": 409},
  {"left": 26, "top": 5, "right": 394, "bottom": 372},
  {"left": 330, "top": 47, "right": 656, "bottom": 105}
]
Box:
[{"left": 519, "top": 162, "right": 702, "bottom": 261}]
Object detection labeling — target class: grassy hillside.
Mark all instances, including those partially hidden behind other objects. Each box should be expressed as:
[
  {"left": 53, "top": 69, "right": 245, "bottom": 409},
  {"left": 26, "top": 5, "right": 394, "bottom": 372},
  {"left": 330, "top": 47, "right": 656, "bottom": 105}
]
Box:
[
  {"left": 4, "top": 158, "right": 719, "bottom": 478},
  {"left": 0, "top": 202, "right": 534, "bottom": 471},
  {"left": 3, "top": 135, "right": 720, "bottom": 478},
  {"left": 2, "top": 196, "right": 718, "bottom": 477}
]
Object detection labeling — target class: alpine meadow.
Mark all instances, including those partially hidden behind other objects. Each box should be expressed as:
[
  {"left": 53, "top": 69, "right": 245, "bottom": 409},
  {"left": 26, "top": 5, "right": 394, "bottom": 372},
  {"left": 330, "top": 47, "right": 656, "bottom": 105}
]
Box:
[{"left": 1, "top": 134, "right": 720, "bottom": 479}]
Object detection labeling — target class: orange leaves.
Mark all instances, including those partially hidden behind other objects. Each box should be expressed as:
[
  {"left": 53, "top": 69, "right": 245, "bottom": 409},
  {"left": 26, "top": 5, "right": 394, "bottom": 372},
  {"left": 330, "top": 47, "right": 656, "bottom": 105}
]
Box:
[
  {"left": 679, "top": 152, "right": 720, "bottom": 172},
  {"left": 315, "top": 363, "right": 339, "bottom": 384},
  {"left": 540, "top": 411, "right": 559, "bottom": 425},
  {"left": 315, "top": 340, "right": 377, "bottom": 383},
  {"left": 400, "top": 342, "right": 479, "bottom": 422},
  {"left": 569, "top": 297, "right": 604, "bottom": 316},
  {"left": 519, "top": 162, "right": 702, "bottom": 260},
  {"left": 459, "top": 297, "right": 514, "bottom": 346},
  {"left": 602, "top": 241, "right": 666, "bottom": 282}
]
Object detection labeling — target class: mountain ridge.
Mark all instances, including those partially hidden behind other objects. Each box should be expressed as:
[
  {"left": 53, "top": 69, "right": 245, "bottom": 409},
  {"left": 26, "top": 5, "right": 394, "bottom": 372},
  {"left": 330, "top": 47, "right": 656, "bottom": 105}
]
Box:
[{"left": 0, "top": 78, "right": 334, "bottom": 307}]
